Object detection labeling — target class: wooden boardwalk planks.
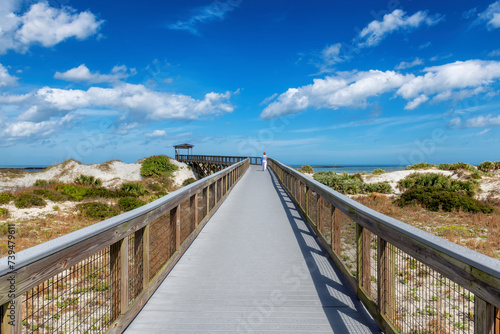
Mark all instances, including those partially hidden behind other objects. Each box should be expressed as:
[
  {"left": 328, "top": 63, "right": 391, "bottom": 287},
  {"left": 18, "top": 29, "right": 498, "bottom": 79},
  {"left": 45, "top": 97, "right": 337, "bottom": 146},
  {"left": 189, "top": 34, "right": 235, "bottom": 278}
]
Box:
[{"left": 125, "top": 166, "right": 381, "bottom": 333}]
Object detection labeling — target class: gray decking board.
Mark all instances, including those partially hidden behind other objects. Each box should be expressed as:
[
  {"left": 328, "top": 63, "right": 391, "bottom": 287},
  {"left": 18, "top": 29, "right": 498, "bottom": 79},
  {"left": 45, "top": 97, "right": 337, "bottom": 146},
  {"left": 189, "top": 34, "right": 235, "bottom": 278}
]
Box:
[{"left": 125, "top": 166, "right": 381, "bottom": 333}]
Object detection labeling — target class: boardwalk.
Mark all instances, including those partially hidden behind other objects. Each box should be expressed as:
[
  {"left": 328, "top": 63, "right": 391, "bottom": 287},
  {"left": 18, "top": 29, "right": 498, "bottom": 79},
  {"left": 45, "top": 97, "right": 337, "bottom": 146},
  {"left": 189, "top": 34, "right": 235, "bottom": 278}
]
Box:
[{"left": 125, "top": 166, "right": 381, "bottom": 333}]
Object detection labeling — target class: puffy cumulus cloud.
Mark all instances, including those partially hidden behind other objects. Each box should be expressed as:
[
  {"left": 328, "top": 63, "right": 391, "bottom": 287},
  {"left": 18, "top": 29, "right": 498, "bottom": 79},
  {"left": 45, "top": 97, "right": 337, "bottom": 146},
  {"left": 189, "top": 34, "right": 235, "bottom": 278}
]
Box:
[
  {"left": 261, "top": 59, "right": 500, "bottom": 118},
  {"left": 0, "top": 0, "right": 103, "bottom": 54},
  {"left": 260, "top": 70, "right": 412, "bottom": 119},
  {"left": 146, "top": 130, "right": 167, "bottom": 137},
  {"left": 358, "top": 9, "right": 443, "bottom": 47},
  {"left": 168, "top": 0, "right": 240, "bottom": 35},
  {"left": 464, "top": 114, "right": 500, "bottom": 128},
  {"left": 477, "top": 1, "right": 500, "bottom": 29},
  {"left": 395, "top": 58, "right": 424, "bottom": 70},
  {"left": 1, "top": 114, "right": 75, "bottom": 139},
  {"left": 0, "top": 63, "right": 18, "bottom": 88},
  {"left": 1, "top": 83, "right": 235, "bottom": 122},
  {"left": 397, "top": 60, "right": 500, "bottom": 109},
  {"left": 54, "top": 64, "right": 136, "bottom": 84}
]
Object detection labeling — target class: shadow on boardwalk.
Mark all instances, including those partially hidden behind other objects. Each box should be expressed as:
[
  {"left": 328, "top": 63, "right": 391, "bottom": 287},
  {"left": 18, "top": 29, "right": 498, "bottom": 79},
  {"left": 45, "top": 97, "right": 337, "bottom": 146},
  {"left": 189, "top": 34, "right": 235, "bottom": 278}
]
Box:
[{"left": 267, "top": 169, "right": 381, "bottom": 333}]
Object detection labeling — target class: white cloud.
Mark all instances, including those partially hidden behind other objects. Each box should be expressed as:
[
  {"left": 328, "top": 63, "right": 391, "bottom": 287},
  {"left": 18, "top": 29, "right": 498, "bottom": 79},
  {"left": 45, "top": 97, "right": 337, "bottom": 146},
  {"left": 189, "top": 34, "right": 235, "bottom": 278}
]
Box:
[
  {"left": 261, "top": 59, "right": 500, "bottom": 118},
  {"left": 358, "top": 9, "right": 443, "bottom": 47},
  {"left": 397, "top": 60, "right": 500, "bottom": 109},
  {"left": 168, "top": 1, "right": 240, "bottom": 35},
  {"left": 476, "top": 129, "right": 490, "bottom": 136},
  {"left": 489, "top": 49, "right": 500, "bottom": 56},
  {"left": 0, "top": 0, "right": 103, "bottom": 55},
  {"left": 395, "top": 58, "right": 424, "bottom": 70},
  {"left": 1, "top": 113, "right": 75, "bottom": 138},
  {"left": 260, "top": 70, "right": 412, "bottom": 119},
  {"left": 260, "top": 93, "right": 278, "bottom": 106},
  {"left": 0, "top": 63, "right": 18, "bottom": 88},
  {"left": 477, "top": 1, "right": 500, "bottom": 29},
  {"left": 464, "top": 114, "right": 500, "bottom": 127},
  {"left": 146, "top": 130, "right": 167, "bottom": 137},
  {"left": 1, "top": 83, "right": 235, "bottom": 122},
  {"left": 54, "top": 64, "right": 136, "bottom": 84}
]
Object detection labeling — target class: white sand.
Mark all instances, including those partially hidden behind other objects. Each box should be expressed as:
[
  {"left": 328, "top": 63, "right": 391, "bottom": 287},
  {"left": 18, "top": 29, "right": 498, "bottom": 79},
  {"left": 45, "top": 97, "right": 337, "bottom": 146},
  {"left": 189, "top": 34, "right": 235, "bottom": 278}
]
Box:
[{"left": 0, "top": 158, "right": 197, "bottom": 221}]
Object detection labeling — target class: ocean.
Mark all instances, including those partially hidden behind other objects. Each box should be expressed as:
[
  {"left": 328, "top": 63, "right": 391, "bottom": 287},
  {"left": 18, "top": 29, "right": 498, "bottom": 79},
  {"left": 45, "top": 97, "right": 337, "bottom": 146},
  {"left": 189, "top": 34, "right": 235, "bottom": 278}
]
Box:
[{"left": 290, "top": 165, "right": 406, "bottom": 174}]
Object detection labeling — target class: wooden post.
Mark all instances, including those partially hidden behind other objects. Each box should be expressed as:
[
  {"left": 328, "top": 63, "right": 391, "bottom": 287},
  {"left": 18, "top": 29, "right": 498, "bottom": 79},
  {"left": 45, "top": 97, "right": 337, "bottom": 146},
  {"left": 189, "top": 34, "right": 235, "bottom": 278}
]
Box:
[
  {"left": 120, "top": 238, "right": 129, "bottom": 314},
  {"left": 1, "top": 297, "right": 21, "bottom": 334},
  {"left": 357, "top": 226, "right": 371, "bottom": 295},
  {"left": 475, "top": 296, "right": 495, "bottom": 334},
  {"left": 378, "top": 237, "right": 395, "bottom": 322},
  {"left": 206, "top": 184, "right": 210, "bottom": 213},
  {"left": 175, "top": 204, "right": 181, "bottom": 251},
  {"left": 495, "top": 307, "right": 499, "bottom": 334},
  {"left": 332, "top": 206, "right": 341, "bottom": 255},
  {"left": 305, "top": 186, "right": 309, "bottom": 217},
  {"left": 317, "top": 194, "right": 322, "bottom": 233},
  {"left": 194, "top": 193, "right": 199, "bottom": 228},
  {"left": 143, "top": 225, "right": 150, "bottom": 289}
]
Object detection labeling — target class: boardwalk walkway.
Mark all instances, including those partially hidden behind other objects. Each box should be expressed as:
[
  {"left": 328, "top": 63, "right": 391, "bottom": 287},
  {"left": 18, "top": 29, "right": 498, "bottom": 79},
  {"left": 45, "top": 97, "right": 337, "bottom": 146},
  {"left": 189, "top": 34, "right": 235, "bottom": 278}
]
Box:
[{"left": 125, "top": 166, "right": 381, "bottom": 333}]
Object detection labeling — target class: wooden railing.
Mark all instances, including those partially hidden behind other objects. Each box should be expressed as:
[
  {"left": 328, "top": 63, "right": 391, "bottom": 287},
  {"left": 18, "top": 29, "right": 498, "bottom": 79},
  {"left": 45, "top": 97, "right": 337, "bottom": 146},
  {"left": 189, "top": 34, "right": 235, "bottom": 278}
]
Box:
[
  {"left": 0, "top": 159, "right": 249, "bottom": 334},
  {"left": 176, "top": 154, "right": 261, "bottom": 166},
  {"left": 269, "top": 158, "right": 500, "bottom": 334}
]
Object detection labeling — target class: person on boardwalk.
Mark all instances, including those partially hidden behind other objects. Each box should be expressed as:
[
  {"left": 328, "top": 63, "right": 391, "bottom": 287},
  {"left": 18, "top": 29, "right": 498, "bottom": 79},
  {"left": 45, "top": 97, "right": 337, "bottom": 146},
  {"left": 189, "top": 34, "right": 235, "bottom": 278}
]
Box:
[{"left": 261, "top": 152, "right": 267, "bottom": 171}]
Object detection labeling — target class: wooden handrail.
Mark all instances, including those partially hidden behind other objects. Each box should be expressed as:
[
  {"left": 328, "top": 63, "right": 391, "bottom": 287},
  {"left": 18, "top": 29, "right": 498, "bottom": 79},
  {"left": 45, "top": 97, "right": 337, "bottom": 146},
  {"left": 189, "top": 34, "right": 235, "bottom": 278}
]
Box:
[
  {"left": 269, "top": 158, "right": 500, "bottom": 334},
  {"left": 0, "top": 159, "right": 250, "bottom": 334}
]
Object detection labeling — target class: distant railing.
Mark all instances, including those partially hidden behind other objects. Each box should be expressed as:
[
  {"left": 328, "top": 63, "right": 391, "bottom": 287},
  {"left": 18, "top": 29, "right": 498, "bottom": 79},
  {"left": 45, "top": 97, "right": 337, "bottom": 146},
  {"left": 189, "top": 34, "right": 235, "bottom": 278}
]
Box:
[
  {"left": 0, "top": 159, "right": 249, "bottom": 334},
  {"left": 176, "top": 154, "right": 261, "bottom": 166},
  {"left": 269, "top": 158, "right": 500, "bottom": 334}
]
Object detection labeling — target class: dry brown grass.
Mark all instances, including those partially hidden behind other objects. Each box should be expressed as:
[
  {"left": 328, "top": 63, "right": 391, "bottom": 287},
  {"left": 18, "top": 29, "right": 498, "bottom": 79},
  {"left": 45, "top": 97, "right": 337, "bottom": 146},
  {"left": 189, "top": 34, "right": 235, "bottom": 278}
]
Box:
[
  {"left": 352, "top": 193, "right": 500, "bottom": 259},
  {"left": 0, "top": 211, "right": 102, "bottom": 258}
]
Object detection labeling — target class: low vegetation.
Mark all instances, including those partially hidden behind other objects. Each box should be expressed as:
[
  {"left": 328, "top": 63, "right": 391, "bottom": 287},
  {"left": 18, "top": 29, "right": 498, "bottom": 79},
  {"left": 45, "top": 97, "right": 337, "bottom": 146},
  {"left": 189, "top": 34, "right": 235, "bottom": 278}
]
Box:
[
  {"left": 74, "top": 175, "right": 102, "bottom": 187},
  {"left": 406, "top": 163, "right": 434, "bottom": 170},
  {"left": 397, "top": 173, "right": 479, "bottom": 197},
  {"left": 76, "top": 202, "right": 120, "bottom": 219},
  {"left": 182, "top": 178, "right": 197, "bottom": 186},
  {"left": 372, "top": 168, "right": 385, "bottom": 175},
  {"left": 0, "top": 209, "right": 8, "bottom": 218},
  {"left": 437, "top": 162, "right": 477, "bottom": 173},
  {"left": 15, "top": 194, "right": 47, "bottom": 209},
  {"left": 301, "top": 165, "right": 314, "bottom": 174},
  {"left": 395, "top": 187, "right": 493, "bottom": 213},
  {"left": 121, "top": 182, "right": 150, "bottom": 196},
  {"left": 0, "top": 193, "right": 15, "bottom": 204},
  {"left": 314, "top": 171, "right": 392, "bottom": 195},
  {"left": 118, "top": 197, "right": 147, "bottom": 212},
  {"left": 140, "top": 155, "right": 178, "bottom": 178}
]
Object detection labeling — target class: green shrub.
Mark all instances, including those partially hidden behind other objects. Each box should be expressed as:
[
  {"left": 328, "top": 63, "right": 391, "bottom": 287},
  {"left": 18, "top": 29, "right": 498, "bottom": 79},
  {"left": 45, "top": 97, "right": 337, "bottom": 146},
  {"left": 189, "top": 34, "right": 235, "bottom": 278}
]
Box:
[
  {"left": 365, "top": 182, "right": 393, "bottom": 194},
  {"left": 398, "top": 173, "right": 479, "bottom": 197},
  {"left": 301, "top": 165, "right": 314, "bottom": 174},
  {"left": 395, "top": 187, "right": 493, "bottom": 214},
  {"left": 0, "top": 193, "right": 15, "bottom": 204},
  {"left": 140, "top": 155, "right": 178, "bottom": 178},
  {"left": 15, "top": 194, "right": 47, "bottom": 208},
  {"left": 372, "top": 168, "right": 385, "bottom": 175},
  {"left": 55, "top": 184, "right": 90, "bottom": 201},
  {"left": 439, "top": 162, "right": 477, "bottom": 172},
  {"left": 313, "top": 171, "right": 392, "bottom": 195},
  {"left": 406, "top": 163, "right": 434, "bottom": 170},
  {"left": 471, "top": 172, "right": 482, "bottom": 180},
  {"left": 121, "top": 182, "right": 150, "bottom": 196},
  {"left": 85, "top": 187, "right": 129, "bottom": 199},
  {"left": 76, "top": 202, "right": 120, "bottom": 219},
  {"left": 74, "top": 175, "right": 102, "bottom": 187},
  {"left": 182, "top": 178, "right": 197, "bottom": 186},
  {"left": 0, "top": 208, "right": 8, "bottom": 217},
  {"left": 35, "top": 179, "right": 56, "bottom": 187},
  {"left": 437, "top": 163, "right": 452, "bottom": 170},
  {"left": 478, "top": 161, "right": 495, "bottom": 173},
  {"left": 32, "top": 189, "right": 68, "bottom": 202},
  {"left": 118, "top": 197, "right": 146, "bottom": 212}
]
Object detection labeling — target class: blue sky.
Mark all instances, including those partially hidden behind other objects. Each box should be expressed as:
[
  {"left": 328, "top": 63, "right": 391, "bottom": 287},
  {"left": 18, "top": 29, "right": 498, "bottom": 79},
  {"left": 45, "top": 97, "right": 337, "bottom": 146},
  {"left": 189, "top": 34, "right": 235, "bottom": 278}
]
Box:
[{"left": 1, "top": 0, "right": 500, "bottom": 166}]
